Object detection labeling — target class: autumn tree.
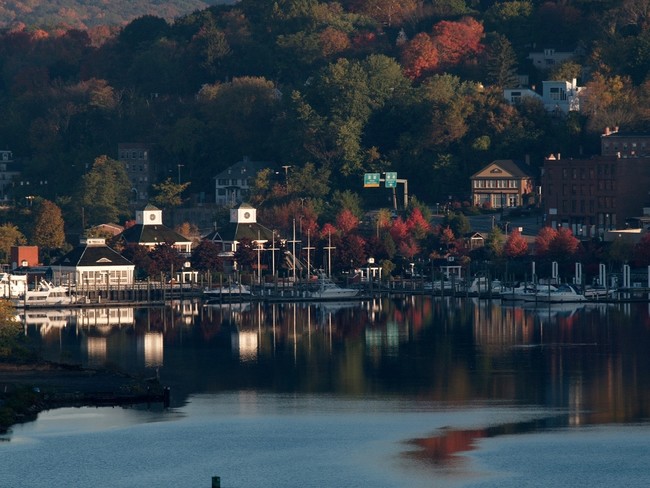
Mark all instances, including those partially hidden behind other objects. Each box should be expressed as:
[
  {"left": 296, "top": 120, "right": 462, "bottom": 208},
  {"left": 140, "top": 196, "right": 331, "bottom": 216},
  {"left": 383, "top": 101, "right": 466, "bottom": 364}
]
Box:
[
  {"left": 503, "top": 228, "right": 529, "bottom": 258},
  {"left": 336, "top": 208, "right": 360, "bottom": 235},
  {"left": 234, "top": 237, "right": 257, "bottom": 273},
  {"left": 548, "top": 227, "right": 580, "bottom": 260},
  {"left": 0, "top": 224, "right": 26, "bottom": 261},
  {"left": 148, "top": 243, "right": 185, "bottom": 278},
  {"left": 32, "top": 200, "right": 66, "bottom": 252},
  {"left": 401, "top": 32, "right": 439, "bottom": 80},
  {"left": 191, "top": 241, "right": 223, "bottom": 272},
  {"left": 121, "top": 244, "right": 152, "bottom": 279},
  {"left": 634, "top": 233, "right": 650, "bottom": 266},
  {"left": 535, "top": 227, "right": 558, "bottom": 256},
  {"left": 431, "top": 17, "right": 484, "bottom": 69}
]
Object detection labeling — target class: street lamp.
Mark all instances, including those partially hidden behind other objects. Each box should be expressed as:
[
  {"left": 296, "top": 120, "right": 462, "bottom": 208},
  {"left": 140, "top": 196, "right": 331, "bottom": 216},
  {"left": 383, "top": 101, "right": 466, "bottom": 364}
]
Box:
[{"left": 177, "top": 164, "right": 184, "bottom": 184}]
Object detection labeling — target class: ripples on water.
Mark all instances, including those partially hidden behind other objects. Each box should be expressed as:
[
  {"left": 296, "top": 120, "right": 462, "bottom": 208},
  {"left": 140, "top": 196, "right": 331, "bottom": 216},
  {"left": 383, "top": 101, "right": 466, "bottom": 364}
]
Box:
[{"left": 3, "top": 297, "right": 650, "bottom": 487}]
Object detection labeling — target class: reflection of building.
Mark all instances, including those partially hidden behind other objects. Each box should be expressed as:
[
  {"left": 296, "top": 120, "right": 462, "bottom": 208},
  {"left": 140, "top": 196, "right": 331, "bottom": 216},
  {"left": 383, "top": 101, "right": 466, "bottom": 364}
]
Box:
[
  {"left": 118, "top": 142, "right": 152, "bottom": 204},
  {"left": 141, "top": 332, "right": 164, "bottom": 367},
  {"left": 72, "top": 307, "right": 135, "bottom": 327},
  {"left": 118, "top": 204, "right": 193, "bottom": 255},
  {"left": 232, "top": 330, "right": 258, "bottom": 361},
  {"left": 54, "top": 238, "right": 135, "bottom": 289}
]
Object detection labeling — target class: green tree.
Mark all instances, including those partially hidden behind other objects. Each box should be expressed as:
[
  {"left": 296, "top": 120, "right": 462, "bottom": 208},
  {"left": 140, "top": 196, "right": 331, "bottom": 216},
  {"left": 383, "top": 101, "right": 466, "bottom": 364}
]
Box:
[
  {"left": 32, "top": 200, "right": 66, "bottom": 251},
  {"left": 151, "top": 178, "right": 191, "bottom": 209},
  {"left": 288, "top": 162, "right": 331, "bottom": 199},
  {"left": 486, "top": 226, "right": 505, "bottom": 258},
  {"left": 0, "top": 224, "right": 26, "bottom": 262},
  {"left": 78, "top": 155, "right": 131, "bottom": 226},
  {"left": 484, "top": 33, "right": 519, "bottom": 88}
]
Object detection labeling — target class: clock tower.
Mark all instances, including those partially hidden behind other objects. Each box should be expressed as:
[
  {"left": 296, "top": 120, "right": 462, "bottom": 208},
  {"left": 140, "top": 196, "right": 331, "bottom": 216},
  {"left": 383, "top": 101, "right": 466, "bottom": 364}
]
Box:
[
  {"left": 136, "top": 204, "right": 163, "bottom": 225},
  {"left": 230, "top": 203, "right": 256, "bottom": 224}
]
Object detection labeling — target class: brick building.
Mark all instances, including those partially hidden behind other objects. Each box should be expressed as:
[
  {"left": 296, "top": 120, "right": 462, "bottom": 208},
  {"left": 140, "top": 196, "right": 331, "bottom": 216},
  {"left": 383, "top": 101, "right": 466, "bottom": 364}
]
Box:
[{"left": 541, "top": 153, "right": 650, "bottom": 238}]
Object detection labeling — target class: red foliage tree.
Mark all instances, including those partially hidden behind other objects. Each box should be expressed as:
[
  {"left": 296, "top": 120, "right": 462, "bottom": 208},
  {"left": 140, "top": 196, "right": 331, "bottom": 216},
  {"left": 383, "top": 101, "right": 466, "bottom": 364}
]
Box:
[
  {"left": 535, "top": 227, "right": 557, "bottom": 256},
  {"left": 320, "top": 222, "right": 338, "bottom": 240},
  {"left": 401, "top": 32, "right": 439, "bottom": 80},
  {"left": 336, "top": 208, "right": 360, "bottom": 234},
  {"left": 406, "top": 208, "right": 431, "bottom": 240},
  {"left": 431, "top": 17, "right": 484, "bottom": 68},
  {"left": 548, "top": 227, "right": 580, "bottom": 259},
  {"left": 399, "top": 238, "right": 420, "bottom": 261},
  {"left": 389, "top": 217, "right": 409, "bottom": 245},
  {"left": 634, "top": 233, "right": 650, "bottom": 266},
  {"left": 503, "top": 228, "right": 529, "bottom": 258}
]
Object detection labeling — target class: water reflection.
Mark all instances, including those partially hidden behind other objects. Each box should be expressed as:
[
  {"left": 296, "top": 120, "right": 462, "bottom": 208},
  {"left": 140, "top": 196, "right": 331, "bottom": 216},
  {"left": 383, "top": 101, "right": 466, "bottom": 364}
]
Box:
[{"left": 21, "top": 297, "right": 650, "bottom": 433}]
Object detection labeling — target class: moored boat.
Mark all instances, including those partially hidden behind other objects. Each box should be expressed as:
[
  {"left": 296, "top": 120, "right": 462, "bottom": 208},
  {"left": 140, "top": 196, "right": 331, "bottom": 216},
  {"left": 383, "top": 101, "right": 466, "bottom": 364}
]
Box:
[
  {"left": 308, "top": 276, "right": 359, "bottom": 300},
  {"left": 12, "top": 280, "right": 79, "bottom": 308}
]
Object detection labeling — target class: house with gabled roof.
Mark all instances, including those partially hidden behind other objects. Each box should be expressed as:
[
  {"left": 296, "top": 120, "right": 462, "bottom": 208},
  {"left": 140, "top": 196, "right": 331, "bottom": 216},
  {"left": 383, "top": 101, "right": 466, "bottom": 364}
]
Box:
[
  {"left": 214, "top": 156, "right": 278, "bottom": 205},
  {"left": 203, "top": 202, "right": 276, "bottom": 272},
  {"left": 53, "top": 237, "right": 135, "bottom": 289},
  {"left": 117, "top": 204, "right": 193, "bottom": 255},
  {"left": 471, "top": 160, "right": 535, "bottom": 209}
]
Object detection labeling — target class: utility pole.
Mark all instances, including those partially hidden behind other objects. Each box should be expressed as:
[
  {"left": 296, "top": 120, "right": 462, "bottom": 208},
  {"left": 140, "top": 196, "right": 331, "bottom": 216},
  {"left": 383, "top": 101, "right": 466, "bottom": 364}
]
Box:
[{"left": 177, "top": 164, "right": 184, "bottom": 184}]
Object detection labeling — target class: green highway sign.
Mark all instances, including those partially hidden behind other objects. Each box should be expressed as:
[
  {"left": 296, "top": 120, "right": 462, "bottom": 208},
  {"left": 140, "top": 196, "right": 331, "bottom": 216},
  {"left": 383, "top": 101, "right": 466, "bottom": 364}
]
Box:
[
  {"left": 363, "top": 172, "right": 381, "bottom": 188},
  {"left": 385, "top": 172, "right": 397, "bottom": 188}
]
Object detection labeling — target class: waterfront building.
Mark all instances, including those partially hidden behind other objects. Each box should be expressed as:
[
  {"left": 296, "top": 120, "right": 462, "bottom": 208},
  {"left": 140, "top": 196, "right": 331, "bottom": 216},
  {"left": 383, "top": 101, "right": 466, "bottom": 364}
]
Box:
[
  {"left": 117, "top": 204, "right": 193, "bottom": 255},
  {"left": 53, "top": 237, "right": 135, "bottom": 289},
  {"left": 203, "top": 202, "right": 275, "bottom": 273}
]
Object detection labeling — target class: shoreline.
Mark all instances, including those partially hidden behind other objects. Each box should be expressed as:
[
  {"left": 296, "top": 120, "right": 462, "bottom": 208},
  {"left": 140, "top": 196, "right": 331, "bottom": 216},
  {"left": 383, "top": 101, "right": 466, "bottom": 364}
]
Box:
[{"left": 0, "top": 360, "right": 167, "bottom": 435}]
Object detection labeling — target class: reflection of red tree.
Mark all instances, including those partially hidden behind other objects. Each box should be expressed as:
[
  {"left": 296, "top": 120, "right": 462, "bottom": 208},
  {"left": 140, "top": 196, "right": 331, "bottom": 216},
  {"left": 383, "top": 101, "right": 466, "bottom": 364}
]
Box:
[{"left": 407, "top": 428, "right": 486, "bottom": 464}]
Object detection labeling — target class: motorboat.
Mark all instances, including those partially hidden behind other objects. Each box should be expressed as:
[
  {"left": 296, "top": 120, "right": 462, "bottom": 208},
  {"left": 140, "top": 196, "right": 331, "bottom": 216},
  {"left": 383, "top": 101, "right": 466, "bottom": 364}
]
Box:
[
  {"left": 308, "top": 276, "right": 359, "bottom": 300},
  {"left": 203, "top": 283, "right": 253, "bottom": 302},
  {"left": 12, "top": 280, "right": 79, "bottom": 308},
  {"left": 0, "top": 272, "right": 28, "bottom": 298},
  {"left": 534, "top": 284, "right": 587, "bottom": 303},
  {"left": 583, "top": 285, "right": 616, "bottom": 300},
  {"left": 500, "top": 282, "right": 558, "bottom": 301},
  {"left": 465, "top": 276, "right": 503, "bottom": 296}
]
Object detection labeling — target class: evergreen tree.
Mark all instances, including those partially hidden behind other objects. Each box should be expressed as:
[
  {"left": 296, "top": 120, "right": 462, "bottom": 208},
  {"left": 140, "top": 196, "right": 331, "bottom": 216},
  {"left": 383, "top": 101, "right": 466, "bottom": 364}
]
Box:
[{"left": 485, "top": 33, "right": 519, "bottom": 88}]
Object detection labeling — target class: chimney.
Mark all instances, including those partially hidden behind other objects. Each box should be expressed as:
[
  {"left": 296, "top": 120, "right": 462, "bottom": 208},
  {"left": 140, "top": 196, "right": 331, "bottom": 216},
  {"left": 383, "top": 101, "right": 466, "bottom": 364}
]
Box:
[
  {"left": 557, "top": 153, "right": 561, "bottom": 160},
  {"left": 604, "top": 127, "right": 610, "bottom": 135}
]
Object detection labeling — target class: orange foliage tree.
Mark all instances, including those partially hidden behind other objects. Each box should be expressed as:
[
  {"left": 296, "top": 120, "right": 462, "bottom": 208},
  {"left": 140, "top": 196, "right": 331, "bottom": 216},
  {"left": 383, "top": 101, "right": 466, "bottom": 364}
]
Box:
[
  {"left": 401, "top": 32, "right": 439, "bottom": 80},
  {"left": 431, "top": 17, "right": 485, "bottom": 69},
  {"left": 503, "top": 228, "right": 528, "bottom": 258}
]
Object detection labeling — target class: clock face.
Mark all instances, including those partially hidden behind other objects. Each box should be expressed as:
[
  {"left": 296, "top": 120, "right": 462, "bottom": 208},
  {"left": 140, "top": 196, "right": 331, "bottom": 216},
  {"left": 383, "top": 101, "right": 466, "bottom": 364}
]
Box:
[
  {"left": 244, "top": 212, "right": 251, "bottom": 219},
  {"left": 149, "top": 213, "right": 156, "bottom": 221}
]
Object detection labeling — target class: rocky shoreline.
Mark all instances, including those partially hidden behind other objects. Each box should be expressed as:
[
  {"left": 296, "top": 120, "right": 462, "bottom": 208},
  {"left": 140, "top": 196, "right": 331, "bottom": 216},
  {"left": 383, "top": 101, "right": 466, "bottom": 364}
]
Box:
[{"left": 0, "top": 360, "right": 167, "bottom": 434}]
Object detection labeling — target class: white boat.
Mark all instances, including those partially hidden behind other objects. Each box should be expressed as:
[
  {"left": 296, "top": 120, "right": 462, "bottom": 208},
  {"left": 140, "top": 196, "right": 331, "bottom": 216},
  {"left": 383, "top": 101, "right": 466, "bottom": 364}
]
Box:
[
  {"left": 203, "top": 283, "right": 253, "bottom": 302},
  {"left": 308, "top": 276, "right": 359, "bottom": 300},
  {"left": 501, "top": 283, "right": 558, "bottom": 301},
  {"left": 424, "top": 278, "right": 461, "bottom": 292},
  {"left": 534, "top": 284, "right": 587, "bottom": 303},
  {"left": 13, "top": 280, "right": 78, "bottom": 308},
  {"left": 0, "top": 272, "right": 28, "bottom": 298},
  {"left": 583, "top": 285, "right": 616, "bottom": 300},
  {"left": 465, "top": 276, "right": 503, "bottom": 295}
]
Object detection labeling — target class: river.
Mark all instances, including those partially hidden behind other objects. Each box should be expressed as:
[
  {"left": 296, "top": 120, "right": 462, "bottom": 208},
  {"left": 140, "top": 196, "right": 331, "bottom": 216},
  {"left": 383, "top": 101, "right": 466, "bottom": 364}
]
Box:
[{"left": 2, "top": 297, "right": 650, "bottom": 487}]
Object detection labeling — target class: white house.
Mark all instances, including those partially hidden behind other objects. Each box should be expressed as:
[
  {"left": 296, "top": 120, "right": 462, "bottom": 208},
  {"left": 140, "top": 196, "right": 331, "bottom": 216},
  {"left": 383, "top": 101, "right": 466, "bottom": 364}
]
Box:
[
  {"left": 54, "top": 237, "right": 135, "bottom": 289},
  {"left": 504, "top": 79, "right": 584, "bottom": 114},
  {"left": 214, "top": 157, "right": 277, "bottom": 206}
]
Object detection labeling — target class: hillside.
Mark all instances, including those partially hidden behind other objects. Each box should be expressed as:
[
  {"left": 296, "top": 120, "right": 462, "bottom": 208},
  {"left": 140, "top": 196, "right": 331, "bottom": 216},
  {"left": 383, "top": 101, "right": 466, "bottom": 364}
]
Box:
[{"left": 0, "top": 0, "right": 236, "bottom": 30}]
